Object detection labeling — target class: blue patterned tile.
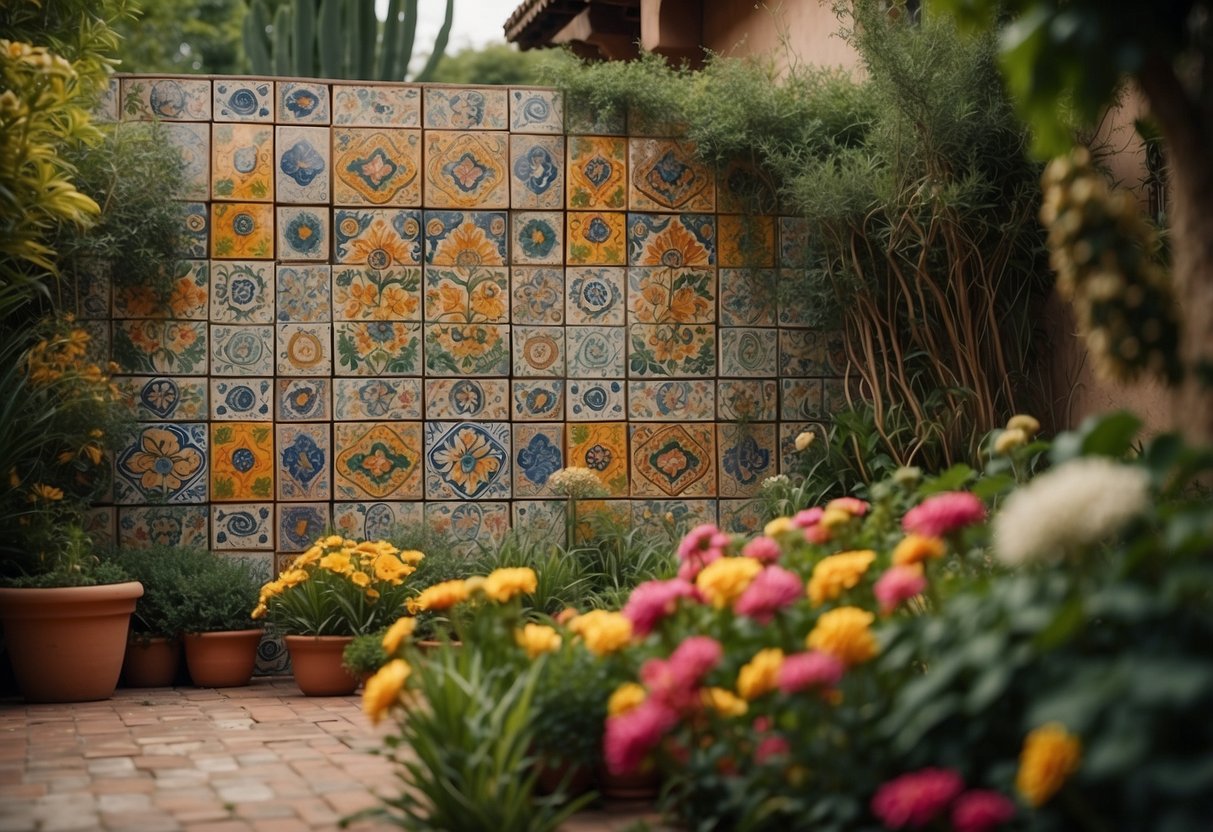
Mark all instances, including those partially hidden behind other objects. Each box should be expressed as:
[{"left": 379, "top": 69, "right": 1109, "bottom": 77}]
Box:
[
  {"left": 424, "top": 87, "right": 507, "bottom": 130},
  {"left": 719, "top": 268, "right": 777, "bottom": 327},
  {"left": 113, "top": 422, "right": 208, "bottom": 505},
  {"left": 627, "top": 380, "right": 714, "bottom": 421},
  {"left": 334, "top": 208, "right": 422, "bottom": 266},
  {"left": 276, "top": 423, "right": 330, "bottom": 501},
  {"left": 163, "top": 123, "right": 210, "bottom": 200},
  {"left": 277, "top": 207, "right": 330, "bottom": 262},
  {"left": 425, "top": 501, "right": 510, "bottom": 553},
  {"left": 275, "top": 378, "right": 331, "bottom": 422},
  {"left": 567, "top": 267, "right": 625, "bottom": 325},
  {"left": 213, "top": 79, "right": 272, "bottom": 122},
  {"left": 334, "top": 85, "right": 418, "bottom": 127},
  {"left": 513, "top": 326, "right": 565, "bottom": 378},
  {"left": 276, "top": 503, "right": 330, "bottom": 552},
  {"left": 720, "top": 328, "right": 778, "bottom": 377},
  {"left": 333, "top": 502, "right": 423, "bottom": 540},
  {"left": 210, "top": 378, "right": 272, "bottom": 420},
  {"left": 333, "top": 377, "right": 422, "bottom": 420},
  {"left": 275, "top": 125, "right": 330, "bottom": 203},
  {"left": 276, "top": 81, "right": 330, "bottom": 124},
  {"left": 628, "top": 139, "right": 714, "bottom": 212},
  {"left": 118, "top": 506, "right": 209, "bottom": 549},
  {"left": 627, "top": 212, "right": 716, "bottom": 267},
  {"left": 211, "top": 261, "right": 274, "bottom": 323},
  {"left": 181, "top": 202, "right": 210, "bottom": 258},
  {"left": 114, "top": 376, "right": 208, "bottom": 422},
  {"left": 566, "top": 326, "right": 626, "bottom": 378},
  {"left": 511, "top": 266, "right": 564, "bottom": 324},
  {"left": 275, "top": 265, "right": 332, "bottom": 322},
  {"left": 511, "top": 211, "right": 563, "bottom": 265},
  {"left": 511, "top": 500, "right": 566, "bottom": 539},
  {"left": 212, "top": 503, "right": 273, "bottom": 550},
  {"left": 122, "top": 77, "right": 211, "bottom": 121},
  {"left": 510, "top": 89, "right": 563, "bottom": 133},
  {"left": 509, "top": 135, "right": 563, "bottom": 209},
  {"left": 568, "top": 379, "right": 625, "bottom": 421},
  {"left": 424, "top": 130, "right": 509, "bottom": 209},
  {"left": 424, "top": 421, "right": 511, "bottom": 500},
  {"left": 513, "top": 423, "right": 563, "bottom": 498},
  {"left": 210, "top": 324, "right": 274, "bottom": 376},
  {"left": 277, "top": 323, "right": 333, "bottom": 376},
  {"left": 511, "top": 379, "right": 564, "bottom": 422},
  {"left": 423, "top": 210, "right": 507, "bottom": 266},
  {"left": 424, "top": 378, "right": 509, "bottom": 420},
  {"left": 718, "top": 422, "right": 777, "bottom": 498}
]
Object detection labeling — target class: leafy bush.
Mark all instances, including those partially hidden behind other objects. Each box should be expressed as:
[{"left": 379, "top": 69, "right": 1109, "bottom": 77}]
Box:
[
  {"left": 170, "top": 551, "right": 262, "bottom": 633},
  {"left": 103, "top": 544, "right": 207, "bottom": 637},
  {"left": 342, "top": 631, "right": 388, "bottom": 677}
]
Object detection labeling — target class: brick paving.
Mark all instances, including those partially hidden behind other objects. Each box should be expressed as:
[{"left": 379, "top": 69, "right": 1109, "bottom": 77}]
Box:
[{"left": 0, "top": 679, "right": 659, "bottom": 832}]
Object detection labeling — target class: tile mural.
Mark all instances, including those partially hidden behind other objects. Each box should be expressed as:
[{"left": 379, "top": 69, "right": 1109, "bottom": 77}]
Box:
[{"left": 102, "top": 75, "right": 846, "bottom": 557}]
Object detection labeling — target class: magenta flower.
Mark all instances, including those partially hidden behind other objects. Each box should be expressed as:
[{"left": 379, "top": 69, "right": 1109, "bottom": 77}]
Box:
[
  {"left": 669, "top": 635, "right": 723, "bottom": 683},
  {"left": 622, "top": 578, "right": 700, "bottom": 636},
  {"left": 676, "top": 547, "right": 722, "bottom": 581},
  {"left": 870, "top": 768, "right": 965, "bottom": 829},
  {"left": 873, "top": 565, "right": 928, "bottom": 615},
  {"left": 734, "top": 565, "right": 803, "bottom": 623},
  {"left": 793, "top": 507, "right": 824, "bottom": 528},
  {"left": 777, "top": 650, "right": 845, "bottom": 694},
  {"left": 640, "top": 635, "right": 723, "bottom": 709},
  {"left": 604, "top": 699, "right": 678, "bottom": 775},
  {"left": 754, "top": 734, "right": 791, "bottom": 764},
  {"left": 677, "top": 523, "right": 722, "bottom": 560},
  {"left": 742, "top": 535, "right": 782, "bottom": 563},
  {"left": 803, "top": 524, "right": 831, "bottom": 544},
  {"left": 902, "top": 492, "right": 987, "bottom": 537},
  {"left": 951, "top": 790, "right": 1016, "bottom": 832}
]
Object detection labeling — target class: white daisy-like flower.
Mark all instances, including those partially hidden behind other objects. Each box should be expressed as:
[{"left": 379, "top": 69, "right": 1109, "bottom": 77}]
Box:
[{"left": 993, "top": 457, "right": 1151, "bottom": 566}]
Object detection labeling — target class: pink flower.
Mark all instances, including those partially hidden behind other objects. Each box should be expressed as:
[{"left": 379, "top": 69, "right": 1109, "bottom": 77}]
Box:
[
  {"left": 754, "top": 734, "right": 791, "bottom": 764},
  {"left": 742, "top": 535, "right": 782, "bottom": 563},
  {"left": 793, "top": 507, "right": 824, "bottom": 528},
  {"left": 902, "top": 492, "right": 986, "bottom": 537},
  {"left": 604, "top": 699, "right": 678, "bottom": 775},
  {"left": 677, "top": 547, "right": 722, "bottom": 581},
  {"left": 640, "top": 636, "right": 723, "bottom": 709},
  {"left": 622, "top": 578, "right": 700, "bottom": 636},
  {"left": 734, "top": 566, "right": 803, "bottom": 623},
  {"left": 777, "top": 650, "right": 845, "bottom": 694},
  {"left": 677, "top": 523, "right": 722, "bottom": 560},
  {"left": 669, "top": 635, "right": 723, "bottom": 683},
  {"left": 871, "top": 768, "right": 965, "bottom": 829},
  {"left": 873, "top": 566, "right": 927, "bottom": 615},
  {"left": 951, "top": 790, "right": 1016, "bottom": 832},
  {"left": 827, "top": 497, "right": 869, "bottom": 516}
]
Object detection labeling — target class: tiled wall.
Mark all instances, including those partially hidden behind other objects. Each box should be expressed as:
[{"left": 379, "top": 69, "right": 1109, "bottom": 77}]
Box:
[{"left": 81, "top": 75, "right": 845, "bottom": 567}]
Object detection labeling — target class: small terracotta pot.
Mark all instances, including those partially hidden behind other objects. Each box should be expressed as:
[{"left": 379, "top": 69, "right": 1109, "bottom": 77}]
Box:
[
  {"left": 121, "top": 636, "right": 182, "bottom": 688},
  {"left": 183, "top": 629, "right": 262, "bottom": 688},
  {"left": 284, "top": 635, "right": 358, "bottom": 696}
]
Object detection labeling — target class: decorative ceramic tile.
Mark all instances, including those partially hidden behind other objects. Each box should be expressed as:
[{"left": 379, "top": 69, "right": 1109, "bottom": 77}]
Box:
[
  {"left": 511, "top": 212, "right": 562, "bottom": 265},
  {"left": 568, "top": 379, "right": 625, "bottom": 420},
  {"left": 210, "top": 422, "right": 274, "bottom": 502},
  {"left": 211, "top": 378, "right": 273, "bottom": 420},
  {"left": 720, "top": 328, "right": 779, "bottom": 377},
  {"left": 424, "top": 210, "right": 507, "bottom": 266},
  {"left": 275, "top": 265, "right": 331, "bottom": 322},
  {"left": 779, "top": 329, "right": 827, "bottom": 376},
  {"left": 425, "top": 502, "right": 510, "bottom": 553},
  {"left": 777, "top": 270, "right": 814, "bottom": 327},
  {"left": 333, "top": 501, "right": 424, "bottom": 540},
  {"left": 79, "top": 320, "right": 109, "bottom": 367},
  {"left": 717, "top": 380, "right": 779, "bottom": 422},
  {"left": 628, "top": 380, "right": 714, "bottom": 421},
  {"left": 210, "top": 261, "right": 273, "bottom": 323},
  {"left": 333, "top": 209, "right": 422, "bottom": 266},
  {"left": 566, "top": 422, "right": 628, "bottom": 496},
  {"left": 424, "top": 131, "right": 509, "bottom": 209},
  {"left": 115, "top": 376, "right": 208, "bottom": 421},
  {"left": 82, "top": 506, "right": 116, "bottom": 548},
  {"left": 424, "top": 421, "right": 511, "bottom": 500},
  {"left": 423, "top": 267, "right": 508, "bottom": 323},
  {"left": 211, "top": 202, "right": 274, "bottom": 259},
  {"left": 628, "top": 323, "right": 716, "bottom": 377},
  {"left": 333, "top": 422, "right": 424, "bottom": 500},
  {"left": 424, "top": 87, "right": 507, "bottom": 130},
  {"left": 181, "top": 202, "right": 210, "bottom": 257},
  {"left": 276, "top": 378, "right": 331, "bottom": 422},
  {"left": 719, "top": 498, "right": 766, "bottom": 534},
  {"left": 511, "top": 500, "right": 566, "bottom": 539},
  {"left": 332, "top": 321, "right": 419, "bottom": 376},
  {"left": 332, "top": 128, "right": 421, "bottom": 206},
  {"left": 567, "top": 267, "right": 625, "bottom": 325},
  {"left": 112, "top": 321, "right": 209, "bottom": 376},
  {"left": 572, "top": 500, "right": 631, "bottom": 542},
  {"left": 510, "top": 88, "right": 562, "bottom": 133},
  {"left": 567, "top": 212, "right": 626, "bottom": 266},
  {"left": 513, "top": 423, "right": 564, "bottom": 498},
  {"left": 333, "top": 377, "right": 422, "bottom": 421},
  {"left": 719, "top": 268, "right": 777, "bottom": 327},
  {"left": 779, "top": 217, "right": 812, "bottom": 268},
  {"left": 780, "top": 378, "right": 825, "bottom": 422},
  {"left": 277, "top": 503, "right": 330, "bottom": 552},
  {"left": 424, "top": 324, "right": 509, "bottom": 376},
  {"left": 113, "top": 422, "right": 208, "bottom": 505},
  {"left": 567, "top": 136, "right": 627, "bottom": 210},
  {"left": 255, "top": 627, "right": 288, "bottom": 675},
  {"left": 119, "top": 506, "right": 209, "bottom": 549},
  {"left": 718, "top": 422, "right": 777, "bottom": 498},
  {"left": 513, "top": 326, "right": 565, "bottom": 377},
  {"left": 333, "top": 84, "right": 419, "bottom": 126},
  {"left": 632, "top": 500, "right": 717, "bottom": 536},
  {"left": 627, "top": 267, "right": 714, "bottom": 324},
  {"left": 630, "top": 423, "right": 716, "bottom": 498},
  {"left": 211, "top": 123, "right": 273, "bottom": 201},
  {"left": 512, "top": 380, "right": 564, "bottom": 422},
  {"left": 113, "top": 260, "right": 208, "bottom": 320},
  {"left": 163, "top": 123, "right": 210, "bottom": 200},
  {"left": 276, "top": 81, "right": 330, "bottom": 124},
  {"left": 210, "top": 324, "right": 274, "bottom": 376},
  {"left": 213, "top": 504, "right": 273, "bottom": 550},
  {"left": 628, "top": 213, "right": 715, "bottom": 267},
  {"left": 277, "top": 323, "right": 333, "bottom": 376},
  {"left": 566, "top": 99, "right": 626, "bottom": 135},
  {"left": 719, "top": 215, "right": 776, "bottom": 268},
  {"left": 121, "top": 78, "right": 211, "bottom": 121},
  {"left": 566, "top": 326, "right": 626, "bottom": 378},
  {"left": 93, "top": 79, "right": 119, "bottom": 123},
  {"left": 275, "top": 126, "right": 330, "bottom": 203},
  {"left": 779, "top": 422, "right": 826, "bottom": 474},
  {"left": 332, "top": 266, "right": 422, "bottom": 321},
  {"left": 629, "top": 139, "right": 714, "bottom": 212},
  {"left": 717, "top": 157, "right": 779, "bottom": 214},
  {"left": 213, "top": 79, "right": 272, "bottom": 122},
  {"left": 511, "top": 267, "right": 563, "bottom": 324},
  {"left": 425, "top": 378, "right": 509, "bottom": 420},
  {"left": 276, "top": 424, "right": 330, "bottom": 501},
  {"left": 509, "top": 135, "right": 564, "bottom": 209}
]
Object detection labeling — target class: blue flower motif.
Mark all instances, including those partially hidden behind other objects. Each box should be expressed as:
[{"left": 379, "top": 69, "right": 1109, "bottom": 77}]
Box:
[
  {"left": 582, "top": 156, "right": 613, "bottom": 188},
  {"left": 233, "top": 146, "right": 257, "bottom": 174},
  {"left": 358, "top": 380, "right": 396, "bottom": 417},
  {"left": 512, "top": 146, "right": 559, "bottom": 195},
  {"left": 282, "top": 434, "right": 325, "bottom": 488},
  {"left": 224, "top": 385, "right": 256, "bottom": 412},
  {"left": 227, "top": 88, "right": 259, "bottom": 116},
  {"left": 519, "top": 219, "right": 556, "bottom": 259},
  {"left": 518, "top": 434, "right": 562, "bottom": 486},
  {"left": 723, "top": 435, "right": 771, "bottom": 486},
  {"left": 284, "top": 88, "right": 319, "bottom": 118},
  {"left": 231, "top": 447, "right": 256, "bottom": 473},
  {"left": 231, "top": 212, "right": 256, "bottom": 236},
  {"left": 584, "top": 217, "right": 611, "bottom": 244},
  {"left": 285, "top": 211, "right": 323, "bottom": 254},
  {"left": 230, "top": 277, "right": 257, "bottom": 306},
  {"left": 280, "top": 140, "right": 325, "bottom": 187}
]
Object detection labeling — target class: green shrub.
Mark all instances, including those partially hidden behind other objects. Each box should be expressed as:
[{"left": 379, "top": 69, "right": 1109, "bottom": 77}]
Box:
[
  {"left": 169, "top": 551, "right": 262, "bottom": 633},
  {"left": 342, "top": 631, "right": 388, "bottom": 677}
]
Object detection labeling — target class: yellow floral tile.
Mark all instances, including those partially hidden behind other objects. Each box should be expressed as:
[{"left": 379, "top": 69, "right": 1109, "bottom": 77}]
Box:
[
  {"left": 334, "top": 421, "right": 423, "bottom": 500},
  {"left": 424, "top": 421, "right": 511, "bottom": 500},
  {"left": 332, "top": 128, "right": 421, "bottom": 207},
  {"left": 567, "top": 212, "right": 626, "bottom": 266},
  {"left": 567, "top": 136, "right": 627, "bottom": 210},
  {"left": 113, "top": 260, "right": 208, "bottom": 320},
  {"left": 334, "top": 209, "right": 422, "bottom": 267},
  {"left": 424, "top": 267, "right": 509, "bottom": 324},
  {"left": 630, "top": 423, "right": 716, "bottom": 498},
  {"left": 113, "top": 423, "right": 208, "bottom": 504},
  {"left": 424, "top": 210, "right": 507, "bottom": 267},
  {"left": 332, "top": 266, "right": 422, "bottom": 321},
  {"left": 566, "top": 422, "right": 628, "bottom": 496},
  {"left": 211, "top": 123, "right": 273, "bottom": 202},
  {"left": 211, "top": 202, "right": 274, "bottom": 260},
  {"left": 718, "top": 215, "right": 776, "bottom": 268},
  {"left": 424, "top": 131, "right": 509, "bottom": 209},
  {"left": 211, "top": 422, "right": 274, "bottom": 502}
]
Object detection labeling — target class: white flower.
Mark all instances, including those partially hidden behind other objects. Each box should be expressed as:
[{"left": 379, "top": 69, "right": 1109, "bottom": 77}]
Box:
[
  {"left": 761, "top": 474, "right": 791, "bottom": 491},
  {"left": 993, "top": 457, "right": 1151, "bottom": 566},
  {"left": 547, "top": 466, "right": 605, "bottom": 498},
  {"left": 794, "top": 430, "right": 816, "bottom": 452}
]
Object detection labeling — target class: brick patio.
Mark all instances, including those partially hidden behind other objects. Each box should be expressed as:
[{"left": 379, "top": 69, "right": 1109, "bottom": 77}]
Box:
[{"left": 0, "top": 679, "right": 659, "bottom": 832}]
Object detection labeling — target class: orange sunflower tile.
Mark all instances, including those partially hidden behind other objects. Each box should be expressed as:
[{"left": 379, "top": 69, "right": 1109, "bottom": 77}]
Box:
[{"left": 211, "top": 202, "right": 274, "bottom": 260}]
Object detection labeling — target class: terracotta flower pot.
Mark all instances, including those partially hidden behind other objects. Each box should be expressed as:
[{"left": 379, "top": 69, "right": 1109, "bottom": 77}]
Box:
[
  {"left": 121, "top": 636, "right": 181, "bottom": 688},
  {"left": 183, "top": 629, "right": 262, "bottom": 688},
  {"left": 284, "top": 635, "right": 358, "bottom": 696},
  {"left": 0, "top": 581, "right": 144, "bottom": 703}
]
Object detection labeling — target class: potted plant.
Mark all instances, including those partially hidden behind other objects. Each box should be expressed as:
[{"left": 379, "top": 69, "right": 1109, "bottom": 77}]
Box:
[
  {"left": 172, "top": 552, "right": 263, "bottom": 688},
  {"left": 253, "top": 535, "right": 423, "bottom": 696},
  {"left": 342, "top": 631, "right": 389, "bottom": 686}
]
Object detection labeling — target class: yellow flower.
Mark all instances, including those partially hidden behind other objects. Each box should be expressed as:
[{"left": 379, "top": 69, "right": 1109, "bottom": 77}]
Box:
[
  {"left": 695, "top": 557, "right": 764, "bottom": 608},
  {"left": 806, "top": 550, "right": 875, "bottom": 605},
  {"left": 398, "top": 549, "right": 425, "bottom": 564},
  {"left": 763, "top": 517, "right": 794, "bottom": 537},
  {"left": 295, "top": 546, "right": 323, "bottom": 567},
  {"left": 381, "top": 617, "right": 417, "bottom": 653},
  {"left": 994, "top": 428, "right": 1028, "bottom": 455},
  {"left": 258, "top": 579, "right": 285, "bottom": 603},
  {"left": 608, "top": 682, "right": 646, "bottom": 717},
  {"left": 514, "top": 623, "right": 562, "bottom": 658},
  {"left": 251, "top": 603, "right": 267, "bottom": 619},
  {"left": 363, "top": 659, "right": 412, "bottom": 725},
  {"left": 568, "top": 610, "right": 633, "bottom": 656},
  {"left": 819, "top": 507, "right": 852, "bottom": 530},
  {"left": 82, "top": 443, "right": 104, "bottom": 466},
  {"left": 280, "top": 569, "right": 308, "bottom": 587},
  {"left": 1016, "top": 723, "right": 1081, "bottom": 807},
  {"left": 323, "top": 534, "right": 345, "bottom": 547},
  {"left": 702, "top": 686, "right": 748, "bottom": 717},
  {"left": 483, "top": 567, "right": 538, "bottom": 603},
  {"left": 29, "top": 483, "right": 64, "bottom": 502},
  {"left": 408, "top": 579, "right": 469, "bottom": 613},
  {"left": 1006, "top": 413, "right": 1041, "bottom": 437},
  {"left": 372, "top": 553, "right": 414, "bottom": 585},
  {"left": 463, "top": 576, "right": 486, "bottom": 595},
  {"left": 351, "top": 571, "right": 371, "bottom": 588},
  {"left": 319, "top": 552, "right": 353, "bottom": 575},
  {"left": 892, "top": 534, "right": 946, "bottom": 567},
  {"left": 806, "top": 606, "right": 879, "bottom": 666},
  {"left": 794, "top": 430, "right": 816, "bottom": 452},
  {"left": 737, "top": 648, "right": 784, "bottom": 701}
]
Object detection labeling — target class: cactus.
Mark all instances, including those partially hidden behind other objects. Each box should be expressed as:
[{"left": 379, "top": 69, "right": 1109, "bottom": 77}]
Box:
[{"left": 242, "top": 0, "right": 454, "bottom": 82}]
